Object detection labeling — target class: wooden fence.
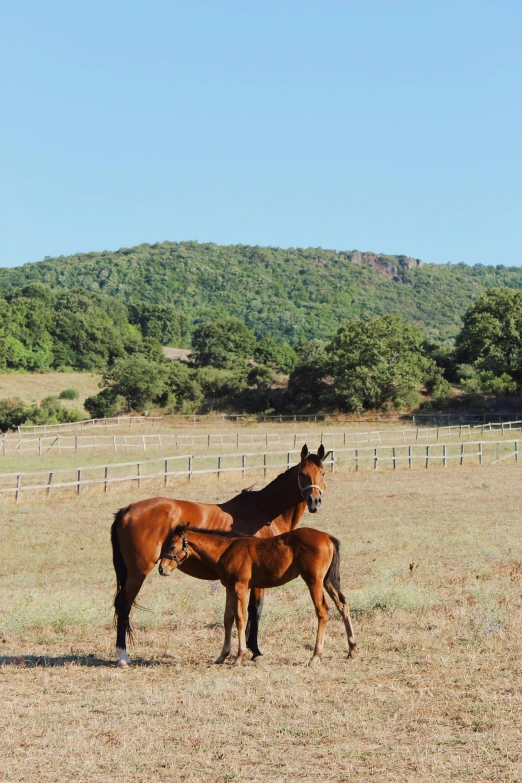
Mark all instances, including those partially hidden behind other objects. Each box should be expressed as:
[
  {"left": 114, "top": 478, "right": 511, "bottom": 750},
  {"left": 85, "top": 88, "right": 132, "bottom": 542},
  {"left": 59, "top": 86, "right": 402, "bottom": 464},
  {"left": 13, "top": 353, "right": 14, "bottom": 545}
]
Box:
[
  {"left": 16, "top": 412, "right": 521, "bottom": 436},
  {"left": 4, "top": 420, "right": 522, "bottom": 458},
  {"left": 1, "top": 437, "right": 521, "bottom": 501},
  {"left": 17, "top": 415, "right": 164, "bottom": 436}
]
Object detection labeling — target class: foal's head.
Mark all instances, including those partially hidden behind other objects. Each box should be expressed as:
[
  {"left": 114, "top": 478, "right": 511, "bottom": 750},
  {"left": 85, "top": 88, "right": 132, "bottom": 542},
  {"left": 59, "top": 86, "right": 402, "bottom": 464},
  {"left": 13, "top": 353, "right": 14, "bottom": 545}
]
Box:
[
  {"left": 298, "top": 444, "right": 329, "bottom": 514},
  {"left": 158, "top": 523, "right": 190, "bottom": 576}
]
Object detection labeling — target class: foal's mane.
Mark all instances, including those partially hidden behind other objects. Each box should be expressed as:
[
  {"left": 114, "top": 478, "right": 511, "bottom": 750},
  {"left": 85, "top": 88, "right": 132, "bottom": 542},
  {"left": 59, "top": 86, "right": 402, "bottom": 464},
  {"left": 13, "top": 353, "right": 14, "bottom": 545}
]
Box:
[{"left": 165, "top": 524, "right": 248, "bottom": 548}]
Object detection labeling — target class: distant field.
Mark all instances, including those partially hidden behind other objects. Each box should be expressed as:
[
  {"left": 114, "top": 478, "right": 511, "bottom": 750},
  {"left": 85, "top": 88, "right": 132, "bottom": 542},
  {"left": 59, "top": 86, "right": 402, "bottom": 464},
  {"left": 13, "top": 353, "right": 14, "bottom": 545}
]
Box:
[
  {"left": 0, "top": 372, "right": 101, "bottom": 411},
  {"left": 1, "top": 463, "right": 521, "bottom": 781}
]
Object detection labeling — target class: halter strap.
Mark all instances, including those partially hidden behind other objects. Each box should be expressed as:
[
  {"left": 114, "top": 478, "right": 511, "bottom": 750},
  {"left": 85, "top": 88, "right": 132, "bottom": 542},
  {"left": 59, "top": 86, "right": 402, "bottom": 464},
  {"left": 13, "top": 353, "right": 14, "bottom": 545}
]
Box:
[
  {"left": 160, "top": 533, "right": 189, "bottom": 565},
  {"left": 297, "top": 469, "right": 323, "bottom": 499}
]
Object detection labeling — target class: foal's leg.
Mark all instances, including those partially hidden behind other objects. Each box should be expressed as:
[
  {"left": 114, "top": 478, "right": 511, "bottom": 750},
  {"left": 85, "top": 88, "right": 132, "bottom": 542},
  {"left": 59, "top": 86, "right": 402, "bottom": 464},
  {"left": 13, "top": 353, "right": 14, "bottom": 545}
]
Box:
[
  {"left": 232, "top": 584, "right": 249, "bottom": 666},
  {"left": 306, "top": 579, "right": 330, "bottom": 666},
  {"left": 246, "top": 588, "right": 265, "bottom": 658},
  {"left": 215, "top": 589, "right": 235, "bottom": 664},
  {"left": 324, "top": 581, "right": 357, "bottom": 658}
]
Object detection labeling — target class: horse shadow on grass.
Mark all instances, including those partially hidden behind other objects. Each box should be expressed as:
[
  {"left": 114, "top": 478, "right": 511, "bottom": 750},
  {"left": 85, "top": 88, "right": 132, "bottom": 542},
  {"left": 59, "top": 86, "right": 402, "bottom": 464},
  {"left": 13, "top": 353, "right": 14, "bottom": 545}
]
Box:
[{"left": 0, "top": 653, "right": 177, "bottom": 668}]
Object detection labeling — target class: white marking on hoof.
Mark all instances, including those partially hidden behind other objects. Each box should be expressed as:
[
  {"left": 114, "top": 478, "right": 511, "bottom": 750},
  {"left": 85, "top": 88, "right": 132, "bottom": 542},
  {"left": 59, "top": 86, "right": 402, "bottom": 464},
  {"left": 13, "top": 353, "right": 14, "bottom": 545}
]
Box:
[{"left": 116, "top": 648, "right": 131, "bottom": 666}]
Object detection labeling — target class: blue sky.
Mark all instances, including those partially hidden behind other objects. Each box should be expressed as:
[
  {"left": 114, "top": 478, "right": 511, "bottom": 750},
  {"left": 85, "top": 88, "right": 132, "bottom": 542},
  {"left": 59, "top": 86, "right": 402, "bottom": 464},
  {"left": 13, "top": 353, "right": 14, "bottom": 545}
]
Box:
[{"left": 1, "top": 0, "right": 521, "bottom": 268}]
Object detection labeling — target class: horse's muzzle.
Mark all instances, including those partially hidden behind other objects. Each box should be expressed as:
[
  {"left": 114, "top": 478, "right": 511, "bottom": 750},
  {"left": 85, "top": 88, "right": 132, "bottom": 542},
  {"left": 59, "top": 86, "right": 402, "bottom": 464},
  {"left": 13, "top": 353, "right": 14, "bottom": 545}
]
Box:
[
  {"left": 158, "top": 563, "right": 170, "bottom": 576},
  {"left": 307, "top": 496, "right": 322, "bottom": 513}
]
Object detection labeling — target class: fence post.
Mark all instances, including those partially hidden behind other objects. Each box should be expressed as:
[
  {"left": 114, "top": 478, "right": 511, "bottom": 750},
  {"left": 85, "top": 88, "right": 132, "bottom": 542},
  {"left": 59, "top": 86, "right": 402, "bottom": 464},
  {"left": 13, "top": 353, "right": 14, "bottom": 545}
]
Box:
[
  {"left": 287, "top": 452, "right": 291, "bottom": 470},
  {"left": 188, "top": 456, "right": 193, "bottom": 481},
  {"left": 373, "top": 448, "right": 378, "bottom": 470},
  {"left": 330, "top": 450, "right": 335, "bottom": 473},
  {"left": 77, "top": 469, "right": 81, "bottom": 495},
  {"left": 105, "top": 466, "right": 109, "bottom": 493},
  {"left": 137, "top": 463, "right": 141, "bottom": 488},
  {"left": 515, "top": 441, "right": 519, "bottom": 463},
  {"left": 426, "top": 445, "right": 429, "bottom": 469},
  {"left": 355, "top": 448, "right": 359, "bottom": 472},
  {"left": 218, "top": 456, "right": 221, "bottom": 479},
  {"left": 443, "top": 443, "right": 447, "bottom": 468},
  {"left": 460, "top": 443, "right": 464, "bottom": 466},
  {"left": 496, "top": 442, "right": 499, "bottom": 462},
  {"left": 113, "top": 435, "right": 117, "bottom": 452},
  {"left": 208, "top": 434, "right": 211, "bottom": 449},
  {"left": 479, "top": 442, "right": 483, "bottom": 465},
  {"left": 165, "top": 459, "right": 169, "bottom": 486},
  {"left": 47, "top": 472, "right": 53, "bottom": 496},
  {"left": 142, "top": 435, "right": 146, "bottom": 452},
  {"left": 392, "top": 447, "right": 396, "bottom": 469},
  {"left": 236, "top": 433, "right": 239, "bottom": 449},
  {"left": 408, "top": 445, "right": 412, "bottom": 469},
  {"left": 242, "top": 454, "right": 246, "bottom": 477},
  {"left": 263, "top": 453, "right": 267, "bottom": 478},
  {"left": 15, "top": 474, "right": 21, "bottom": 503}
]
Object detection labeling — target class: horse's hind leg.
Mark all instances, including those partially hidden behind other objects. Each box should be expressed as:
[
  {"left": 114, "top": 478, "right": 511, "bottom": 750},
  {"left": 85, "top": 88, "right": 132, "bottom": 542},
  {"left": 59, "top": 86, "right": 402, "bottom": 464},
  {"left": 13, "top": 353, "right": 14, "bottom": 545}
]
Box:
[
  {"left": 306, "top": 579, "right": 330, "bottom": 667},
  {"left": 246, "top": 588, "right": 264, "bottom": 659},
  {"left": 115, "top": 574, "right": 145, "bottom": 666},
  {"left": 215, "top": 589, "right": 234, "bottom": 664},
  {"left": 324, "top": 581, "right": 356, "bottom": 658}
]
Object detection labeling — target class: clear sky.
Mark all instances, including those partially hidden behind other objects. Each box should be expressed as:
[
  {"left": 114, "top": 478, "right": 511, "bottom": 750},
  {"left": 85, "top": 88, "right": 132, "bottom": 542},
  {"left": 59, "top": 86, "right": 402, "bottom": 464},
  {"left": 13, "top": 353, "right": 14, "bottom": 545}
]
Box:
[{"left": 1, "top": 0, "right": 521, "bottom": 268}]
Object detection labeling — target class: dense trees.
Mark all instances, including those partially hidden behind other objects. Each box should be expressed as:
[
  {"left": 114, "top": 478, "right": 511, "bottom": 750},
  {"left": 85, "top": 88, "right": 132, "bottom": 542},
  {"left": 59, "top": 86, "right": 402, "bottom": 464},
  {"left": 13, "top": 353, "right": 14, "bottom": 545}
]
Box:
[{"left": 4, "top": 241, "right": 522, "bottom": 343}]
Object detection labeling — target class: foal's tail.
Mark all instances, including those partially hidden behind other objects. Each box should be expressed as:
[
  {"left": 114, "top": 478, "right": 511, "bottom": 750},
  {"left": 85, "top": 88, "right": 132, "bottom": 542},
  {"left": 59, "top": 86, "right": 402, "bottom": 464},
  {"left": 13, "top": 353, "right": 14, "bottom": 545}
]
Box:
[
  {"left": 324, "top": 535, "right": 342, "bottom": 593},
  {"left": 111, "top": 507, "right": 133, "bottom": 641}
]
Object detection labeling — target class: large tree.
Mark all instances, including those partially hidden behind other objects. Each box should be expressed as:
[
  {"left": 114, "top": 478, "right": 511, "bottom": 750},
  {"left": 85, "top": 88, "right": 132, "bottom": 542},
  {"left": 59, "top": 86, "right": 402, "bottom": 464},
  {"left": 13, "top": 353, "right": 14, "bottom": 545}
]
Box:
[
  {"left": 455, "top": 288, "right": 522, "bottom": 378},
  {"left": 191, "top": 318, "right": 256, "bottom": 370},
  {"left": 327, "top": 315, "right": 433, "bottom": 411}
]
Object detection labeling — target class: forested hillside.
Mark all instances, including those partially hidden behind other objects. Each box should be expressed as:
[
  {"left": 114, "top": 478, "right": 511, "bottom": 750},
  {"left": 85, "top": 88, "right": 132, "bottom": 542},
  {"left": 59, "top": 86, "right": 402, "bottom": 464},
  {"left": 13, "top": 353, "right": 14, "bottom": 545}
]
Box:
[{"left": 1, "top": 242, "right": 522, "bottom": 343}]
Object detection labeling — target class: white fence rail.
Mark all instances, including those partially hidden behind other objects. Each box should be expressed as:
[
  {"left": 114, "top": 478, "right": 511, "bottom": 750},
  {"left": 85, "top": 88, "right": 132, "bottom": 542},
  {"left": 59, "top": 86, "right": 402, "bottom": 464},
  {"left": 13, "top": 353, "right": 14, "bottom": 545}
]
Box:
[
  {"left": 17, "top": 416, "right": 164, "bottom": 436},
  {"left": 4, "top": 420, "right": 522, "bottom": 457},
  {"left": 1, "top": 438, "right": 521, "bottom": 501}
]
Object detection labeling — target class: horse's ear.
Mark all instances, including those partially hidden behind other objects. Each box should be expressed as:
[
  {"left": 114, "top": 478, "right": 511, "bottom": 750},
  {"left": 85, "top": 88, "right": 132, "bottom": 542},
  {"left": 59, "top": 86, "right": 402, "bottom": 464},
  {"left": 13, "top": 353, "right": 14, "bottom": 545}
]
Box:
[
  {"left": 300, "top": 444, "right": 309, "bottom": 461},
  {"left": 182, "top": 521, "right": 190, "bottom": 531},
  {"left": 317, "top": 444, "right": 325, "bottom": 461}
]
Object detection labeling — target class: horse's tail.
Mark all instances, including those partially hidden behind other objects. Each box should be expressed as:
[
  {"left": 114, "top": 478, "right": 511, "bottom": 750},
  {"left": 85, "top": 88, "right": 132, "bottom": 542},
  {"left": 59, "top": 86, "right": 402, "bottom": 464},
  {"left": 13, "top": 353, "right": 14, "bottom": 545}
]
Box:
[
  {"left": 324, "top": 535, "right": 342, "bottom": 593},
  {"left": 111, "top": 506, "right": 133, "bottom": 642}
]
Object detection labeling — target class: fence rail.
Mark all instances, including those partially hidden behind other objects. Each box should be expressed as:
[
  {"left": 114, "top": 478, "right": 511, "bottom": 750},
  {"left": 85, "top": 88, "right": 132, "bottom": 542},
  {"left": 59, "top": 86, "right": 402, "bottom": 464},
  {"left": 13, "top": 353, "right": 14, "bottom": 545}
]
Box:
[
  {"left": 17, "top": 416, "right": 164, "bottom": 436},
  {"left": 1, "top": 437, "right": 521, "bottom": 501},
  {"left": 4, "top": 420, "right": 522, "bottom": 457},
  {"left": 15, "top": 412, "right": 521, "bottom": 435}
]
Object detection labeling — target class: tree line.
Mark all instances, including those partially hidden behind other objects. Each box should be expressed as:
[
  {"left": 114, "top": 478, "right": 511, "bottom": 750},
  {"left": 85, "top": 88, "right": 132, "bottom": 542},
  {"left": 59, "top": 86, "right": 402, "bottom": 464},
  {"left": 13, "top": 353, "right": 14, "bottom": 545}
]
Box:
[{"left": 83, "top": 288, "right": 522, "bottom": 418}]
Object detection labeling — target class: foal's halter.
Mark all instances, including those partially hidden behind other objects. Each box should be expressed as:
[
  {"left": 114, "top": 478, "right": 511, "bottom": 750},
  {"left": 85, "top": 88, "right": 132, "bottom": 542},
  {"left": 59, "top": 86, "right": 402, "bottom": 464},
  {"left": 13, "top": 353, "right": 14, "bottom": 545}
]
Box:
[
  {"left": 160, "top": 533, "right": 189, "bottom": 565},
  {"left": 297, "top": 468, "right": 324, "bottom": 500}
]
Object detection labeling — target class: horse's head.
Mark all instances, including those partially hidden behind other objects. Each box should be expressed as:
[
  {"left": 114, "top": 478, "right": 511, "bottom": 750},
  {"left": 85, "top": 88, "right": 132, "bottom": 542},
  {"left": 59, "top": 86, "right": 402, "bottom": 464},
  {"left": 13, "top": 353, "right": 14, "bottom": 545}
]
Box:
[
  {"left": 158, "top": 523, "right": 190, "bottom": 576},
  {"left": 298, "top": 444, "right": 329, "bottom": 514}
]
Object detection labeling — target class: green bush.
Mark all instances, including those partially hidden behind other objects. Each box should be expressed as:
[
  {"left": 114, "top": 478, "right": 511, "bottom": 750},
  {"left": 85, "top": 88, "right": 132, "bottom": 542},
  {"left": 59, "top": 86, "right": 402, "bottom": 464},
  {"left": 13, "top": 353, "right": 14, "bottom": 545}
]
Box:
[
  {"left": 0, "top": 396, "right": 84, "bottom": 431},
  {"left": 58, "top": 388, "right": 79, "bottom": 400}
]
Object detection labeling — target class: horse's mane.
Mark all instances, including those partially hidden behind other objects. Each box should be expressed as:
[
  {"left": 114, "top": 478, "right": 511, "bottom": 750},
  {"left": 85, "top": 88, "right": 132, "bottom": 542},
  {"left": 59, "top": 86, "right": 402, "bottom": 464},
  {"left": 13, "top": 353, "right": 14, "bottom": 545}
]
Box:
[{"left": 236, "top": 454, "right": 322, "bottom": 500}]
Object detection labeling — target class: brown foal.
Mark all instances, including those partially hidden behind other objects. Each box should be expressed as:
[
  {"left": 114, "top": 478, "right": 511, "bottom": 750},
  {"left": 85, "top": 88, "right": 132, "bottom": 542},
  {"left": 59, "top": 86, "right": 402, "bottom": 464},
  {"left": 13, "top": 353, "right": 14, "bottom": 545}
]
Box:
[{"left": 159, "top": 525, "right": 356, "bottom": 666}]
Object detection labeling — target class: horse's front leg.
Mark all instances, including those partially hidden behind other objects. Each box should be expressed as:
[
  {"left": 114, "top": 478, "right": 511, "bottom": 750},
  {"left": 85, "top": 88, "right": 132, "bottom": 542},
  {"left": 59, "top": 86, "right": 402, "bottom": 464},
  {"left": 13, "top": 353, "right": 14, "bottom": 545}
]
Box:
[
  {"left": 232, "top": 584, "right": 249, "bottom": 666},
  {"left": 215, "top": 589, "right": 235, "bottom": 664},
  {"left": 246, "top": 587, "right": 265, "bottom": 658}
]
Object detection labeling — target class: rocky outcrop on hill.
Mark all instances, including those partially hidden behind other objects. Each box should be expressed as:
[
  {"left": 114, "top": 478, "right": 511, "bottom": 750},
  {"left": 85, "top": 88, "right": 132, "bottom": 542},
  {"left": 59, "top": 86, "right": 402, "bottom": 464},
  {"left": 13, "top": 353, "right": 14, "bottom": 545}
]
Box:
[{"left": 350, "top": 252, "right": 422, "bottom": 282}]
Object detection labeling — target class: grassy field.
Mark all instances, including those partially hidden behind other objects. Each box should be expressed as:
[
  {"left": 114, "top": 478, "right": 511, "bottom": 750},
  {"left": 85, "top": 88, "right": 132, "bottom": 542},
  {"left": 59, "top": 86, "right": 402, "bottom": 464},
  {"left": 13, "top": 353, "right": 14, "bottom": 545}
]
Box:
[
  {"left": 1, "top": 462, "right": 521, "bottom": 782},
  {"left": 0, "top": 372, "right": 101, "bottom": 411}
]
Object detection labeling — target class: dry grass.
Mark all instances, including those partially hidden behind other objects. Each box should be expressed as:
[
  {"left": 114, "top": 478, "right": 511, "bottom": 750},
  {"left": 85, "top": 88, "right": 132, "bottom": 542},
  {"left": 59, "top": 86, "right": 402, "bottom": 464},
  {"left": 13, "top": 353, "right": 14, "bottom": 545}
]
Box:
[
  {"left": 0, "top": 372, "right": 101, "bottom": 411},
  {"left": 1, "top": 463, "right": 522, "bottom": 781}
]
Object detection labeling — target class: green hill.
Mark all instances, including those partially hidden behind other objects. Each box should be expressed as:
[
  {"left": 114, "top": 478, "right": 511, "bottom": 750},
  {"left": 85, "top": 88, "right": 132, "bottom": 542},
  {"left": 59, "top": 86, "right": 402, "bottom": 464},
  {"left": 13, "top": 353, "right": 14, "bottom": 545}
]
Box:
[{"left": 1, "top": 242, "right": 521, "bottom": 343}]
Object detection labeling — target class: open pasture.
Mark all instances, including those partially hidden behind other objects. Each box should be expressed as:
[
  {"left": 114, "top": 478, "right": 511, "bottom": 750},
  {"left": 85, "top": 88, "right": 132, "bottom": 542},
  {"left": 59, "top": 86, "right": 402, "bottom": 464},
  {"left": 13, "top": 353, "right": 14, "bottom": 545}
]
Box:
[
  {"left": 1, "top": 461, "right": 521, "bottom": 782},
  {"left": 0, "top": 372, "right": 101, "bottom": 411}
]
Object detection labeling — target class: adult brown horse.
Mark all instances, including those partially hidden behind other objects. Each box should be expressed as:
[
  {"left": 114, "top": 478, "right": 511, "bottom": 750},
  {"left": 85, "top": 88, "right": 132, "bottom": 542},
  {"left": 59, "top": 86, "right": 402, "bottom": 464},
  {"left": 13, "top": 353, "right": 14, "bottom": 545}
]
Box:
[
  {"left": 159, "top": 524, "right": 356, "bottom": 666},
  {"left": 111, "top": 444, "right": 329, "bottom": 665}
]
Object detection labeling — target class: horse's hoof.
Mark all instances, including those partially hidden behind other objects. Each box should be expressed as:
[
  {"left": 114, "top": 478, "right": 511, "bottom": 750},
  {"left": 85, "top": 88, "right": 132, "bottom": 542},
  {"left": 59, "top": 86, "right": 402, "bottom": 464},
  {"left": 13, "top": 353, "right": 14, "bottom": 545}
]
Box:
[
  {"left": 308, "top": 656, "right": 321, "bottom": 667},
  {"left": 116, "top": 649, "right": 131, "bottom": 667},
  {"left": 214, "top": 656, "right": 226, "bottom": 664}
]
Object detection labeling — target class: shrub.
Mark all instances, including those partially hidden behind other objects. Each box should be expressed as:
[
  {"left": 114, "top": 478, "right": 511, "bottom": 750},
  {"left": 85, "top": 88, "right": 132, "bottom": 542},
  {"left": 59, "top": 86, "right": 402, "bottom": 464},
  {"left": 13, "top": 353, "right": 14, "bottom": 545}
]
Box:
[{"left": 58, "top": 388, "right": 79, "bottom": 400}]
